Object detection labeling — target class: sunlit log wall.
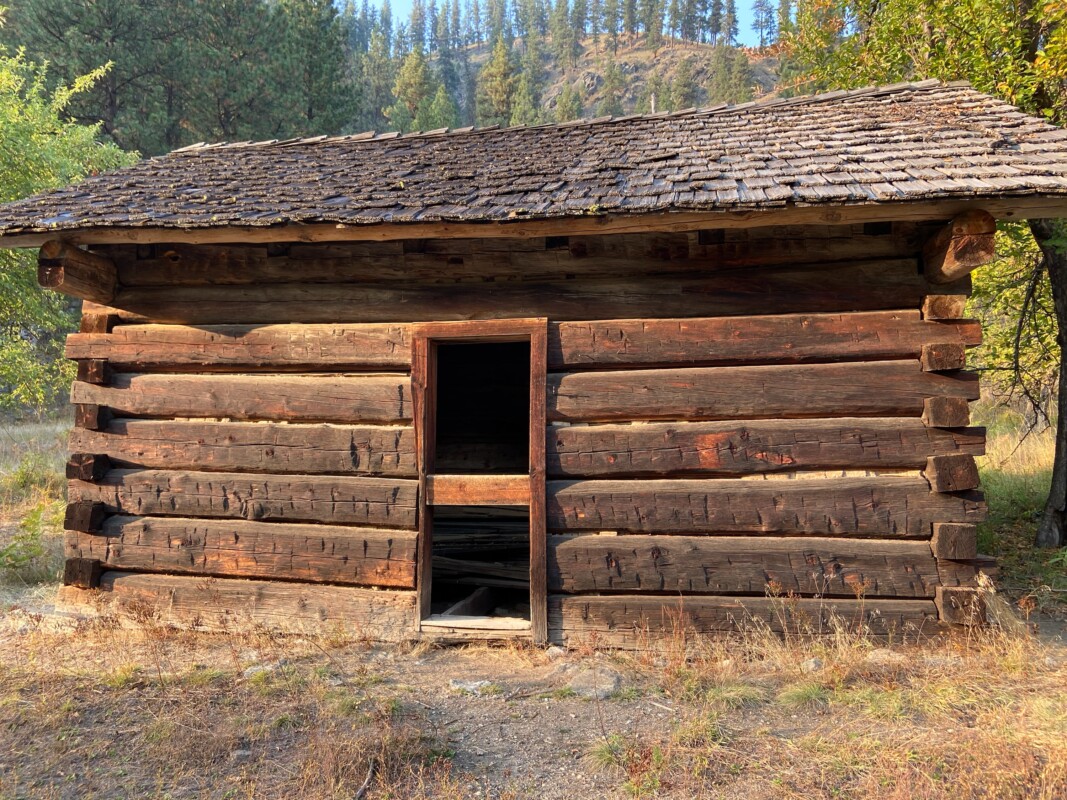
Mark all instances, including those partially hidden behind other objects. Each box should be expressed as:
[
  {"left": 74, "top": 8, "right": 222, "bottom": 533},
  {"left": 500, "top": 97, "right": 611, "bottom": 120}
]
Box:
[{"left": 58, "top": 222, "right": 988, "bottom": 645}]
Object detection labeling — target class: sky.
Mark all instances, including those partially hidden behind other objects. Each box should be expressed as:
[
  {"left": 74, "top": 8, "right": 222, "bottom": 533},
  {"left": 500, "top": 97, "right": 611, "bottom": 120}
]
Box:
[{"left": 382, "top": 0, "right": 761, "bottom": 47}]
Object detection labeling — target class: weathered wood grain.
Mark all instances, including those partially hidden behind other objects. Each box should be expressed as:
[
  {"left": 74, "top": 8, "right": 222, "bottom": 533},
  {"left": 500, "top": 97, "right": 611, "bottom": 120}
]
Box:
[
  {"left": 66, "top": 323, "right": 411, "bottom": 370},
  {"left": 549, "top": 535, "right": 943, "bottom": 597},
  {"left": 64, "top": 501, "right": 105, "bottom": 533},
  {"left": 930, "top": 522, "right": 978, "bottom": 560},
  {"left": 547, "top": 419, "right": 985, "bottom": 477},
  {"left": 426, "top": 474, "right": 532, "bottom": 506},
  {"left": 67, "top": 515, "right": 417, "bottom": 588},
  {"left": 923, "top": 211, "right": 997, "bottom": 284},
  {"left": 551, "top": 311, "right": 980, "bottom": 370},
  {"left": 37, "top": 241, "right": 117, "bottom": 303},
  {"left": 922, "top": 396, "right": 972, "bottom": 427},
  {"left": 84, "top": 261, "right": 968, "bottom": 325},
  {"left": 69, "top": 470, "right": 419, "bottom": 529},
  {"left": 547, "top": 478, "right": 986, "bottom": 536},
  {"left": 64, "top": 571, "right": 417, "bottom": 639},
  {"left": 66, "top": 453, "right": 112, "bottom": 482},
  {"left": 548, "top": 595, "right": 941, "bottom": 647},
  {"left": 922, "top": 295, "right": 969, "bottom": 320},
  {"left": 69, "top": 419, "right": 417, "bottom": 476},
  {"left": 70, "top": 373, "right": 412, "bottom": 423},
  {"left": 548, "top": 361, "right": 979, "bottom": 422},
  {"left": 935, "top": 586, "right": 986, "bottom": 625},
  {"left": 110, "top": 230, "right": 918, "bottom": 286},
  {"left": 925, "top": 454, "right": 981, "bottom": 492},
  {"left": 62, "top": 558, "right": 103, "bottom": 589}
]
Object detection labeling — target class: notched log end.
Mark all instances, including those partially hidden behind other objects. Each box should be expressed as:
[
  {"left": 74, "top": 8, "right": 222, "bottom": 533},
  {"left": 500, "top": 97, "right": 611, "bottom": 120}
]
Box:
[
  {"left": 935, "top": 585, "right": 986, "bottom": 626},
  {"left": 923, "top": 211, "right": 997, "bottom": 285},
  {"left": 924, "top": 454, "right": 980, "bottom": 493},
  {"left": 64, "top": 501, "right": 107, "bottom": 533},
  {"left": 66, "top": 453, "right": 112, "bottom": 482},
  {"left": 62, "top": 557, "right": 103, "bottom": 589}
]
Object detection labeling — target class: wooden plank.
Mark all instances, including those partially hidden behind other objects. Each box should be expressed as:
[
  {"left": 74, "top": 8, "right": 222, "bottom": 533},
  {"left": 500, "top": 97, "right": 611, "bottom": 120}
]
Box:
[
  {"left": 548, "top": 595, "right": 941, "bottom": 647},
  {"left": 412, "top": 335, "right": 434, "bottom": 623},
  {"left": 923, "top": 211, "right": 997, "bottom": 284},
  {"left": 922, "top": 396, "right": 971, "bottom": 427},
  {"left": 66, "top": 453, "right": 112, "bottom": 482},
  {"left": 3, "top": 196, "right": 1060, "bottom": 248},
  {"left": 931, "top": 522, "right": 978, "bottom": 560},
  {"left": 69, "top": 470, "right": 419, "bottom": 529},
  {"left": 66, "top": 515, "right": 417, "bottom": 588},
  {"left": 36, "top": 241, "right": 117, "bottom": 303},
  {"left": 529, "top": 320, "right": 549, "bottom": 645},
  {"left": 75, "top": 261, "right": 969, "bottom": 325},
  {"left": 66, "top": 571, "right": 417, "bottom": 640},
  {"left": 548, "top": 361, "right": 979, "bottom": 423},
  {"left": 925, "top": 454, "right": 981, "bottom": 492},
  {"left": 548, "top": 418, "right": 985, "bottom": 478},
  {"left": 80, "top": 311, "right": 119, "bottom": 333},
  {"left": 549, "top": 535, "right": 943, "bottom": 598},
  {"left": 70, "top": 373, "right": 411, "bottom": 423},
  {"left": 69, "top": 419, "right": 417, "bottom": 477},
  {"left": 426, "top": 474, "right": 531, "bottom": 506},
  {"left": 62, "top": 557, "right": 102, "bottom": 589},
  {"left": 442, "top": 586, "right": 496, "bottom": 617},
  {"left": 76, "top": 359, "right": 110, "bottom": 384},
  {"left": 66, "top": 323, "right": 412, "bottom": 370},
  {"left": 547, "top": 477, "right": 986, "bottom": 536},
  {"left": 550, "top": 311, "right": 980, "bottom": 370}
]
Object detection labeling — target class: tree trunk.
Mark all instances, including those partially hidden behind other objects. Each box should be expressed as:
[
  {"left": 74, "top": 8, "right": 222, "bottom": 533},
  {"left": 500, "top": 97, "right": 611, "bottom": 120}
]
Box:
[{"left": 1029, "top": 219, "right": 1067, "bottom": 548}]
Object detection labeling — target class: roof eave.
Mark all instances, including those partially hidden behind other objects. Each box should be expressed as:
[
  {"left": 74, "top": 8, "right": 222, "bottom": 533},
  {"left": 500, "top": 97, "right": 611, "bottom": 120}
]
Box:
[{"left": 2, "top": 195, "right": 1067, "bottom": 248}]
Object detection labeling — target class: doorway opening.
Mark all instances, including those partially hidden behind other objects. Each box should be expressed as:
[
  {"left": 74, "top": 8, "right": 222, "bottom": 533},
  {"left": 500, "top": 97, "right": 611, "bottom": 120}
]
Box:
[{"left": 433, "top": 341, "right": 530, "bottom": 473}]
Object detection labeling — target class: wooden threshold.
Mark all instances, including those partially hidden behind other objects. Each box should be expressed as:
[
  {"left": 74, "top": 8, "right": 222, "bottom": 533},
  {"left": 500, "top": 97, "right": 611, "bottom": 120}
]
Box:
[
  {"left": 426, "top": 474, "right": 531, "bottom": 506},
  {"left": 421, "top": 614, "right": 531, "bottom": 631}
]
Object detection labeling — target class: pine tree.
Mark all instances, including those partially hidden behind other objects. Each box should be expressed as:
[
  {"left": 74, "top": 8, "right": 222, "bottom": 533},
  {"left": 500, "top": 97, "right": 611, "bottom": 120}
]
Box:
[
  {"left": 418, "top": 84, "right": 459, "bottom": 128},
  {"left": 722, "top": 0, "right": 738, "bottom": 44},
  {"left": 622, "top": 0, "right": 638, "bottom": 40},
  {"left": 476, "top": 37, "right": 516, "bottom": 124},
  {"left": 640, "top": 0, "right": 663, "bottom": 49},
  {"left": 388, "top": 47, "right": 435, "bottom": 130},
  {"left": 595, "top": 60, "right": 624, "bottom": 116},
  {"left": 410, "top": 0, "right": 427, "bottom": 49},
  {"left": 727, "top": 46, "right": 752, "bottom": 101},
  {"left": 358, "top": 29, "right": 396, "bottom": 130},
  {"left": 669, "top": 56, "right": 697, "bottom": 107},
  {"left": 603, "top": 0, "right": 621, "bottom": 52},
  {"left": 510, "top": 71, "right": 541, "bottom": 124},
  {"left": 634, "top": 72, "right": 667, "bottom": 112},
  {"left": 751, "top": 0, "right": 776, "bottom": 46},
  {"left": 589, "top": 0, "right": 602, "bottom": 50},
  {"left": 777, "top": 0, "right": 792, "bottom": 36},
  {"left": 707, "top": 0, "right": 723, "bottom": 42},
  {"left": 555, "top": 82, "right": 582, "bottom": 121},
  {"left": 572, "top": 0, "right": 588, "bottom": 38}
]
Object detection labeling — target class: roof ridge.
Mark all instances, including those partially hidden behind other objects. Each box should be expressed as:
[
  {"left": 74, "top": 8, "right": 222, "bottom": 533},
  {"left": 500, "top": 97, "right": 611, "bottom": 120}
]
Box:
[{"left": 171, "top": 79, "right": 978, "bottom": 156}]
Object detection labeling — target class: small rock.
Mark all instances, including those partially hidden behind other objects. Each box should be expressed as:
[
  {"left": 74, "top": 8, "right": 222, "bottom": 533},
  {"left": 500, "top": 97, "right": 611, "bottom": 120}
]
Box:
[
  {"left": 865, "top": 648, "right": 908, "bottom": 667},
  {"left": 231, "top": 749, "right": 253, "bottom": 762},
  {"left": 545, "top": 645, "right": 566, "bottom": 661},
  {"left": 566, "top": 665, "right": 623, "bottom": 699},
  {"left": 449, "top": 679, "right": 493, "bottom": 696},
  {"left": 241, "top": 664, "right": 275, "bottom": 680},
  {"left": 800, "top": 657, "right": 823, "bottom": 674}
]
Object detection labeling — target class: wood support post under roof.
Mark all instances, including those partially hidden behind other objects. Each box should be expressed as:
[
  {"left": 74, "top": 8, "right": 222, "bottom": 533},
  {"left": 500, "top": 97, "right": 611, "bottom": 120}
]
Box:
[
  {"left": 923, "top": 210, "right": 997, "bottom": 284},
  {"left": 37, "top": 240, "right": 117, "bottom": 304}
]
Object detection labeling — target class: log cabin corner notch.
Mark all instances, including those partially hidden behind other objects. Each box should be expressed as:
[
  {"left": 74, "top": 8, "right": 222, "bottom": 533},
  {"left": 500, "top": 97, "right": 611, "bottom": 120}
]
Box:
[{"left": 2, "top": 80, "right": 1067, "bottom": 646}]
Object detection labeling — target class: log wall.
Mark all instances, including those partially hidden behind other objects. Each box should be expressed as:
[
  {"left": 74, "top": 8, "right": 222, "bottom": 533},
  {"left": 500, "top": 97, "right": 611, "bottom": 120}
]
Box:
[{"left": 59, "top": 222, "right": 987, "bottom": 646}]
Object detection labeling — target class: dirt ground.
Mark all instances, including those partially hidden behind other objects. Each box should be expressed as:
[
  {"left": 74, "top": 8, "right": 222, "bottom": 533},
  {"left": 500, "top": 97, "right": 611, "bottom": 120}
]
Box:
[{"left": 1, "top": 589, "right": 1066, "bottom": 800}]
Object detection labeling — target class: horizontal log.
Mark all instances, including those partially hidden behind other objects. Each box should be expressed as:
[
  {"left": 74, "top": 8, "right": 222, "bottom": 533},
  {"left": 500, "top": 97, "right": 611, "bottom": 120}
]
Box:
[
  {"left": 37, "top": 240, "right": 117, "bottom": 303},
  {"left": 66, "top": 323, "right": 411, "bottom": 370},
  {"left": 62, "top": 571, "right": 417, "bottom": 639},
  {"left": 548, "top": 361, "right": 979, "bottom": 422},
  {"left": 67, "top": 516, "right": 417, "bottom": 588},
  {"left": 551, "top": 311, "right": 981, "bottom": 370},
  {"left": 110, "top": 231, "right": 918, "bottom": 287},
  {"left": 81, "top": 260, "right": 968, "bottom": 325},
  {"left": 547, "top": 477, "right": 986, "bottom": 536},
  {"left": 548, "top": 595, "right": 941, "bottom": 646},
  {"left": 69, "top": 470, "right": 419, "bottom": 529},
  {"left": 549, "top": 535, "right": 944, "bottom": 597},
  {"left": 930, "top": 522, "right": 978, "bottom": 560},
  {"left": 924, "top": 454, "right": 981, "bottom": 492},
  {"left": 426, "top": 474, "right": 532, "bottom": 506},
  {"left": 70, "top": 373, "right": 411, "bottom": 423},
  {"left": 69, "top": 419, "right": 417, "bottom": 477},
  {"left": 547, "top": 418, "right": 985, "bottom": 478}
]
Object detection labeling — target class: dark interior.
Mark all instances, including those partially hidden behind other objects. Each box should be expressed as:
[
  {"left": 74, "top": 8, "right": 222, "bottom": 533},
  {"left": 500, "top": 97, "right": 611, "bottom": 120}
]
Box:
[
  {"left": 430, "top": 506, "right": 530, "bottom": 619},
  {"left": 434, "top": 341, "right": 530, "bottom": 473}
]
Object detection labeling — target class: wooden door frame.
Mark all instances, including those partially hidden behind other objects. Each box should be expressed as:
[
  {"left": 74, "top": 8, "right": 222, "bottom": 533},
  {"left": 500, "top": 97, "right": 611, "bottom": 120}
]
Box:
[{"left": 411, "top": 318, "right": 548, "bottom": 644}]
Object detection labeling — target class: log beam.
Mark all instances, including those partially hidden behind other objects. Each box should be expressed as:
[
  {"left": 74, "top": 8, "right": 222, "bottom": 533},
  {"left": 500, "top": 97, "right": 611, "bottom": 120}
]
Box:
[
  {"left": 66, "top": 453, "right": 111, "bottom": 482},
  {"left": 62, "top": 558, "right": 102, "bottom": 589},
  {"left": 922, "top": 396, "right": 970, "bottom": 428},
  {"left": 924, "top": 454, "right": 981, "bottom": 492},
  {"left": 935, "top": 586, "right": 986, "bottom": 625},
  {"left": 931, "top": 522, "right": 979, "bottom": 560},
  {"left": 64, "top": 501, "right": 106, "bottom": 533},
  {"left": 923, "top": 211, "right": 997, "bottom": 284},
  {"left": 36, "top": 240, "right": 118, "bottom": 303}
]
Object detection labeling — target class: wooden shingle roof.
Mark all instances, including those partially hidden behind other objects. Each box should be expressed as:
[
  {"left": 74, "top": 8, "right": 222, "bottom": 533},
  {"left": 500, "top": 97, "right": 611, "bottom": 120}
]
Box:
[{"left": 2, "top": 80, "right": 1067, "bottom": 243}]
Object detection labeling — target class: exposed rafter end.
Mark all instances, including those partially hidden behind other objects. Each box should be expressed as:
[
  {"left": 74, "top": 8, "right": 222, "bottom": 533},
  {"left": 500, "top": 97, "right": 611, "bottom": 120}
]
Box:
[
  {"left": 36, "top": 240, "right": 118, "bottom": 303},
  {"left": 923, "top": 210, "right": 997, "bottom": 284}
]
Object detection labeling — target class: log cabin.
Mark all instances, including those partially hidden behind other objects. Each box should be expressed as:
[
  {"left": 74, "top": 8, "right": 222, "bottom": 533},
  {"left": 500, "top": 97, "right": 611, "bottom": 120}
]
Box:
[{"left": 1, "top": 80, "right": 1066, "bottom": 647}]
